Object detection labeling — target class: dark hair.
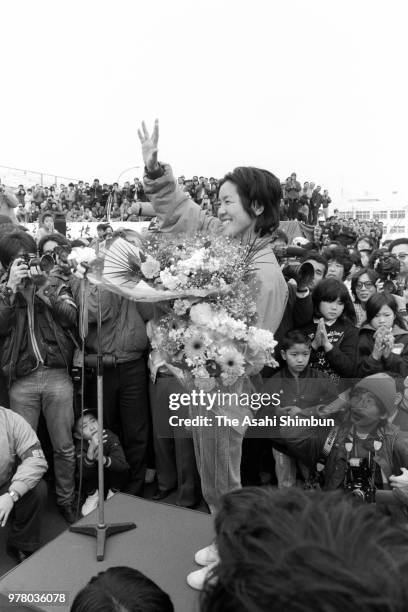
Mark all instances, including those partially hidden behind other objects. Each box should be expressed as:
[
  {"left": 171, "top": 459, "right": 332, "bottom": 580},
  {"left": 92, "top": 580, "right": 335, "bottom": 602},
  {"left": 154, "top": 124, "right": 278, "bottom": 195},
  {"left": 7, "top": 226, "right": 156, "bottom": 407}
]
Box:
[
  {"left": 389, "top": 238, "right": 408, "bottom": 252},
  {"left": 0, "top": 229, "right": 37, "bottom": 268},
  {"left": 39, "top": 212, "right": 54, "bottom": 226},
  {"left": 312, "top": 278, "right": 356, "bottom": 324},
  {"left": 300, "top": 251, "right": 328, "bottom": 275},
  {"left": 349, "top": 250, "right": 362, "bottom": 267},
  {"left": 281, "top": 330, "right": 311, "bottom": 351},
  {"left": 350, "top": 267, "right": 379, "bottom": 303},
  {"left": 218, "top": 167, "right": 282, "bottom": 236},
  {"left": 70, "top": 566, "right": 174, "bottom": 612},
  {"left": 365, "top": 293, "right": 407, "bottom": 330},
  {"left": 322, "top": 246, "right": 353, "bottom": 280},
  {"left": 200, "top": 487, "right": 408, "bottom": 612},
  {"left": 355, "top": 235, "right": 375, "bottom": 252},
  {"left": 38, "top": 233, "right": 71, "bottom": 255}
]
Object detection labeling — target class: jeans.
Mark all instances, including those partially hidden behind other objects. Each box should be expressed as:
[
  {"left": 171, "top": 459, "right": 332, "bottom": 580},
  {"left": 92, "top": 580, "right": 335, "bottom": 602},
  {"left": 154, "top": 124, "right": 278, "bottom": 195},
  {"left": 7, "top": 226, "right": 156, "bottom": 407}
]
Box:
[
  {"left": 85, "top": 359, "right": 149, "bottom": 496},
  {"left": 190, "top": 386, "right": 251, "bottom": 514},
  {"left": 9, "top": 367, "right": 75, "bottom": 507},
  {"left": 0, "top": 480, "right": 47, "bottom": 552}
]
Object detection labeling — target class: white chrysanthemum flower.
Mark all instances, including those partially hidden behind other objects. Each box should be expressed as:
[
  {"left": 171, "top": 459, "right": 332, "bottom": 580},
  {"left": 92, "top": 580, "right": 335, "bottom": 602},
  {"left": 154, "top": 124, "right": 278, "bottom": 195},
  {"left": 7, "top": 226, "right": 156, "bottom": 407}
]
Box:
[
  {"left": 160, "top": 269, "right": 180, "bottom": 291},
  {"left": 140, "top": 256, "right": 161, "bottom": 279},
  {"left": 190, "top": 303, "right": 213, "bottom": 326},
  {"left": 247, "top": 327, "right": 277, "bottom": 352}
]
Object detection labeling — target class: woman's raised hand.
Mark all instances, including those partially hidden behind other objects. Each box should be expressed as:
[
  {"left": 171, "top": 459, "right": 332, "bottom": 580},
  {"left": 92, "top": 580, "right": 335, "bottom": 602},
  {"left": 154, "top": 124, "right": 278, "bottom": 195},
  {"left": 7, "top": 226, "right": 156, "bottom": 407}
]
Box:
[{"left": 138, "top": 120, "right": 160, "bottom": 173}]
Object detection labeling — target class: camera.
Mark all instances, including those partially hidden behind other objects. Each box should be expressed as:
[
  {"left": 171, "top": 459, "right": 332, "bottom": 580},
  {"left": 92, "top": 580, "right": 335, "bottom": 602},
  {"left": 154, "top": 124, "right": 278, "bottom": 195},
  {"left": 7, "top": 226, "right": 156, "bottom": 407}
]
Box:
[
  {"left": 344, "top": 457, "right": 375, "bottom": 503},
  {"left": 374, "top": 252, "right": 402, "bottom": 296},
  {"left": 20, "top": 252, "right": 56, "bottom": 274},
  {"left": 282, "top": 261, "right": 315, "bottom": 288}
]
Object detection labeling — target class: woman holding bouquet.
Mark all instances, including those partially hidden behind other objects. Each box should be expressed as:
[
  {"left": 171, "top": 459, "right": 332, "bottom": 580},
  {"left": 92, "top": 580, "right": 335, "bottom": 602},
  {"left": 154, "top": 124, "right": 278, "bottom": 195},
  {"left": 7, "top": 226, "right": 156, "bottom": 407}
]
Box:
[{"left": 138, "top": 120, "right": 288, "bottom": 584}]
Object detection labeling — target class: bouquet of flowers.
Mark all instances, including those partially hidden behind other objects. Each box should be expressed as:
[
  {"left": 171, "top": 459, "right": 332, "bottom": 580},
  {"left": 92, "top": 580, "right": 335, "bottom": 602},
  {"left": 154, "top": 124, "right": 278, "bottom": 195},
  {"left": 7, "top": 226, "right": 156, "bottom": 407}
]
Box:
[{"left": 79, "top": 231, "right": 279, "bottom": 388}]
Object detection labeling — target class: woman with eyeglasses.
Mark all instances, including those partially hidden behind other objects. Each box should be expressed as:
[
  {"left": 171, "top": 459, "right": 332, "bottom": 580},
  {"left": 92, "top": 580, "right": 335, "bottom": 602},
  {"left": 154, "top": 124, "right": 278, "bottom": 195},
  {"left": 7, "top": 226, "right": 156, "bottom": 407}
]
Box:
[
  {"left": 351, "top": 268, "right": 379, "bottom": 327},
  {"left": 351, "top": 268, "right": 407, "bottom": 328}
]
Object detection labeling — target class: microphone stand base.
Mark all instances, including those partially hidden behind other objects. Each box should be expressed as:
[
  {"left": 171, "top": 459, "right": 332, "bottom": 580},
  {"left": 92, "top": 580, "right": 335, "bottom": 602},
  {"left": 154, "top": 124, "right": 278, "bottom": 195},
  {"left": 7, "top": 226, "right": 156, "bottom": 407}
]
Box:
[{"left": 70, "top": 522, "right": 137, "bottom": 561}]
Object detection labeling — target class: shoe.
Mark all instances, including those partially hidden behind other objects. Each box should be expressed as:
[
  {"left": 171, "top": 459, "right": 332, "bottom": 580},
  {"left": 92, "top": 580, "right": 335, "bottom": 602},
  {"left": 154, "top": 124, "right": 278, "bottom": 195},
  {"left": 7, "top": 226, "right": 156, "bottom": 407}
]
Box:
[
  {"left": 81, "top": 490, "right": 99, "bottom": 516},
  {"left": 58, "top": 504, "right": 77, "bottom": 525},
  {"left": 106, "top": 489, "right": 115, "bottom": 500},
  {"left": 194, "top": 543, "right": 219, "bottom": 566},
  {"left": 145, "top": 468, "right": 156, "bottom": 484},
  {"left": 6, "top": 544, "right": 33, "bottom": 564},
  {"left": 187, "top": 562, "right": 218, "bottom": 590},
  {"left": 152, "top": 488, "right": 175, "bottom": 501}
]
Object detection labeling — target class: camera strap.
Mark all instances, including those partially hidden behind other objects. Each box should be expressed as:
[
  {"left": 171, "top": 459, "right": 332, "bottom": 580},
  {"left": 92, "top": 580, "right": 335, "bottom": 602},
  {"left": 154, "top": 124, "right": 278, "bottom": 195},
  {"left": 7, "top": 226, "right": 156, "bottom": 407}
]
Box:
[
  {"left": 305, "top": 425, "right": 339, "bottom": 489},
  {"left": 316, "top": 426, "right": 339, "bottom": 473}
]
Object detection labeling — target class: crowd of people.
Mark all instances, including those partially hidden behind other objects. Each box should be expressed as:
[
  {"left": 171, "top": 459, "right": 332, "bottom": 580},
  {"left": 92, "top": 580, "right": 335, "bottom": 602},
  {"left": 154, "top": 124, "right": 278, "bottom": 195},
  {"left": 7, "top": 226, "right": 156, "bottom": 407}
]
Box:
[
  {"left": 1, "top": 120, "right": 408, "bottom": 611},
  {"left": 3, "top": 167, "right": 333, "bottom": 227}
]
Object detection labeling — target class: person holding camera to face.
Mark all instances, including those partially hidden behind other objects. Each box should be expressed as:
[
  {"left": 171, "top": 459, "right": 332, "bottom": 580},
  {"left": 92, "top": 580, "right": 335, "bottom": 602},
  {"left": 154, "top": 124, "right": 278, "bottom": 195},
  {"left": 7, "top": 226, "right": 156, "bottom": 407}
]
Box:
[
  {"left": 0, "top": 230, "right": 78, "bottom": 524},
  {"left": 268, "top": 373, "right": 408, "bottom": 514}
]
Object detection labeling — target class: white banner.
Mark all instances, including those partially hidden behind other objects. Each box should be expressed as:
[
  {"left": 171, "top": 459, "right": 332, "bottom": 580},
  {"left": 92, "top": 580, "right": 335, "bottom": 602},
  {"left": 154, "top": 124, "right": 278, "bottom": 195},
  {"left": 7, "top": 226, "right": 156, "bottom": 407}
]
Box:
[{"left": 23, "top": 221, "right": 151, "bottom": 241}]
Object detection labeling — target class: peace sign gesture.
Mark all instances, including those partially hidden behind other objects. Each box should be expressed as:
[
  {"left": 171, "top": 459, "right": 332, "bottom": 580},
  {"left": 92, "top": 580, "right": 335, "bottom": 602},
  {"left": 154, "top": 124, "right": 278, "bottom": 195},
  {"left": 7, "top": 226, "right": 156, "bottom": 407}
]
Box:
[{"left": 137, "top": 119, "right": 160, "bottom": 173}]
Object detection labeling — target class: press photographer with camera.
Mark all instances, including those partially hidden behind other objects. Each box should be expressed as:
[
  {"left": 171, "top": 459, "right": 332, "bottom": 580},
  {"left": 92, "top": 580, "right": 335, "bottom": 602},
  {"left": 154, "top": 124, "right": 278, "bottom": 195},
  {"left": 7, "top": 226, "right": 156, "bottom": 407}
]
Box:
[
  {"left": 0, "top": 230, "right": 78, "bottom": 524},
  {"left": 269, "top": 373, "right": 408, "bottom": 512}
]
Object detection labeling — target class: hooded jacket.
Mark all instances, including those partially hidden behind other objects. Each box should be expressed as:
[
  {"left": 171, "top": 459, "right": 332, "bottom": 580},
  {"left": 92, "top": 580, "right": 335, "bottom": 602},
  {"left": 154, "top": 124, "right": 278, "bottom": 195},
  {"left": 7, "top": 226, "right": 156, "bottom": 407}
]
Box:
[{"left": 357, "top": 323, "right": 408, "bottom": 378}]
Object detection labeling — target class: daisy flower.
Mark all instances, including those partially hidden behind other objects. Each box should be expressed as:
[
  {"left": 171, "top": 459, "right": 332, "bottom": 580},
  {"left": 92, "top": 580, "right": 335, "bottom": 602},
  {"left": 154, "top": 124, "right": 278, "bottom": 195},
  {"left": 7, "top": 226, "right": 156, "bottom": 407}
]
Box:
[{"left": 216, "top": 346, "right": 245, "bottom": 378}]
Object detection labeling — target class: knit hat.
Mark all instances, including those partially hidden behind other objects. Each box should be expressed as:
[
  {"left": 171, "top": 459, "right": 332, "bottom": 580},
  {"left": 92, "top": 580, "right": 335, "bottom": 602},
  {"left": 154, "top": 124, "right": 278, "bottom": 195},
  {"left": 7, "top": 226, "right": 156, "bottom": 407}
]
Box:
[{"left": 353, "top": 373, "right": 397, "bottom": 416}]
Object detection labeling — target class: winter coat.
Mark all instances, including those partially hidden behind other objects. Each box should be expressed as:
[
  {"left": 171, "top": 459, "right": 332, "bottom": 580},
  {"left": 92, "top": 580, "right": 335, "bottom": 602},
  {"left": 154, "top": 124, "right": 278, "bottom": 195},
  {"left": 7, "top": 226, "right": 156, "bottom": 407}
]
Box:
[{"left": 357, "top": 324, "right": 408, "bottom": 378}]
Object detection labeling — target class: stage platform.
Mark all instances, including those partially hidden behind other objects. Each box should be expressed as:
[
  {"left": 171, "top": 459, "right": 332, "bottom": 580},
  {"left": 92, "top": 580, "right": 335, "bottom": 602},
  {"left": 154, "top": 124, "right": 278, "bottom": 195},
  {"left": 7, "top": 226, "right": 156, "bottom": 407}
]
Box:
[{"left": 0, "top": 493, "right": 214, "bottom": 612}]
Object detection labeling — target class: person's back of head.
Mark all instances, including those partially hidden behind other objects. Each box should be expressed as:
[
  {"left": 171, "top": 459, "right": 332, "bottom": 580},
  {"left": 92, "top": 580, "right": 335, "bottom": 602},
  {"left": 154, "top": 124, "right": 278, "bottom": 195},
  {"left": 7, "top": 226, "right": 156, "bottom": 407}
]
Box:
[
  {"left": 200, "top": 487, "right": 408, "bottom": 612},
  {"left": 71, "top": 566, "right": 174, "bottom": 612}
]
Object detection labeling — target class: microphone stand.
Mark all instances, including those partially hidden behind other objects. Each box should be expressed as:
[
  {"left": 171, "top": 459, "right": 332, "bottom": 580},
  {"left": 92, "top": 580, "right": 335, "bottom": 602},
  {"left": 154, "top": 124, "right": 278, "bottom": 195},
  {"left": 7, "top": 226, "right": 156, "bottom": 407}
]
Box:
[{"left": 70, "top": 273, "right": 136, "bottom": 561}]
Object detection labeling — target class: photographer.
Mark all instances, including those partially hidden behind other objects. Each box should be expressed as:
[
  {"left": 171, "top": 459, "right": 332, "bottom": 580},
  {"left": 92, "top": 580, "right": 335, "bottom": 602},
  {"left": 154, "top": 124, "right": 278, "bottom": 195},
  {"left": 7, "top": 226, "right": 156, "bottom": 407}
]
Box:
[
  {"left": 389, "top": 238, "right": 408, "bottom": 301},
  {"left": 269, "top": 373, "right": 408, "bottom": 511},
  {"left": 0, "top": 230, "right": 78, "bottom": 524}
]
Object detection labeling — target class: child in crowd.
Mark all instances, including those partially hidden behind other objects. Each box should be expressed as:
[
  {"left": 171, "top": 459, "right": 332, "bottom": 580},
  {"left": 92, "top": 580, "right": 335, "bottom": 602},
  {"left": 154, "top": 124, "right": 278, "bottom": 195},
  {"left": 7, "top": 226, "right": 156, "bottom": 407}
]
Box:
[
  {"left": 357, "top": 293, "right": 408, "bottom": 379},
  {"left": 267, "top": 330, "right": 345, "bottom": 488},
  {"left": 74, "top": 410, "right": 129, "bottom": 516},
  {"left": 301, "top": 278, "right": 358, "bottom": 390}
]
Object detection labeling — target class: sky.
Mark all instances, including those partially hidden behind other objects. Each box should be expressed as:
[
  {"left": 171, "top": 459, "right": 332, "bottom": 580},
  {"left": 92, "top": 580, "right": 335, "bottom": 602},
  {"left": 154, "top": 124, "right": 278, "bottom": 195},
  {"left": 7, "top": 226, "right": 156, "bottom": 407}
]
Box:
[{"left": 1, "top": 0, "right": 407, "bottom": 203}]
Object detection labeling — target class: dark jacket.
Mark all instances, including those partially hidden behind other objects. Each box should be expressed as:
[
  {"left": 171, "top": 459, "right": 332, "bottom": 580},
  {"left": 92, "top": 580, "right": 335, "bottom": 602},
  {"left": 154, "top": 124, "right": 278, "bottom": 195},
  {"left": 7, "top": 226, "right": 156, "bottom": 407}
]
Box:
[
  {"left": 75, "top": 429, "right": 129, "bottom": 478},
  {"left": 301, "top": 319, "right": 359, "bottom": 388},
  {"left": 85, "top": 286, "right": 153, "bottom": 363},
  {"left": 270, "top": 419, "right": 408, "bottom": 508},
  {"left": 357, "top": 324, "right": 408, "bottom": 378},
  {"left": 266, "top": 365, "right": 339, "bottom": 415},
  {"left": 274, "top": 284, "right": 314, "bottom": 349},
  {"left": 0, "top": 273, "right": 78, "bottom": 385}
]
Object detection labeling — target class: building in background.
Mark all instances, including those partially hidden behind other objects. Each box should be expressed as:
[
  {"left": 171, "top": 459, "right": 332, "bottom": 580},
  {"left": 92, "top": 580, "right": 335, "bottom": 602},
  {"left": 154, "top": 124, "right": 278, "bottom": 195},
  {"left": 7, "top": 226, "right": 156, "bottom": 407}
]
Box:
[{"left": 334, "top": 191, "right": 408, "bottom": 240}]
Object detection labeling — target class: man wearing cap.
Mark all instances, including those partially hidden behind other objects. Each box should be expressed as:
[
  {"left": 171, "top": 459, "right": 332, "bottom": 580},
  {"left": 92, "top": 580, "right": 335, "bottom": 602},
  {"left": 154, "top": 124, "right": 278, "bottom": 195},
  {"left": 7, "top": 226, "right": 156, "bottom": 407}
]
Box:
[{"left": 269, "top": 373, "right": 408, "bottom": 508}]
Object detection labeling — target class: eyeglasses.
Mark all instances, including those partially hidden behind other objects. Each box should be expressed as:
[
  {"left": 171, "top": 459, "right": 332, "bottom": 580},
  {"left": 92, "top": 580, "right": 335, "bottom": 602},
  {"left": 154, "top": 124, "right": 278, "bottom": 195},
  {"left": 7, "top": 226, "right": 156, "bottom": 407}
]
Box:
[{"left": 356, "top": 281, "right": 374, "bottom": 290}]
